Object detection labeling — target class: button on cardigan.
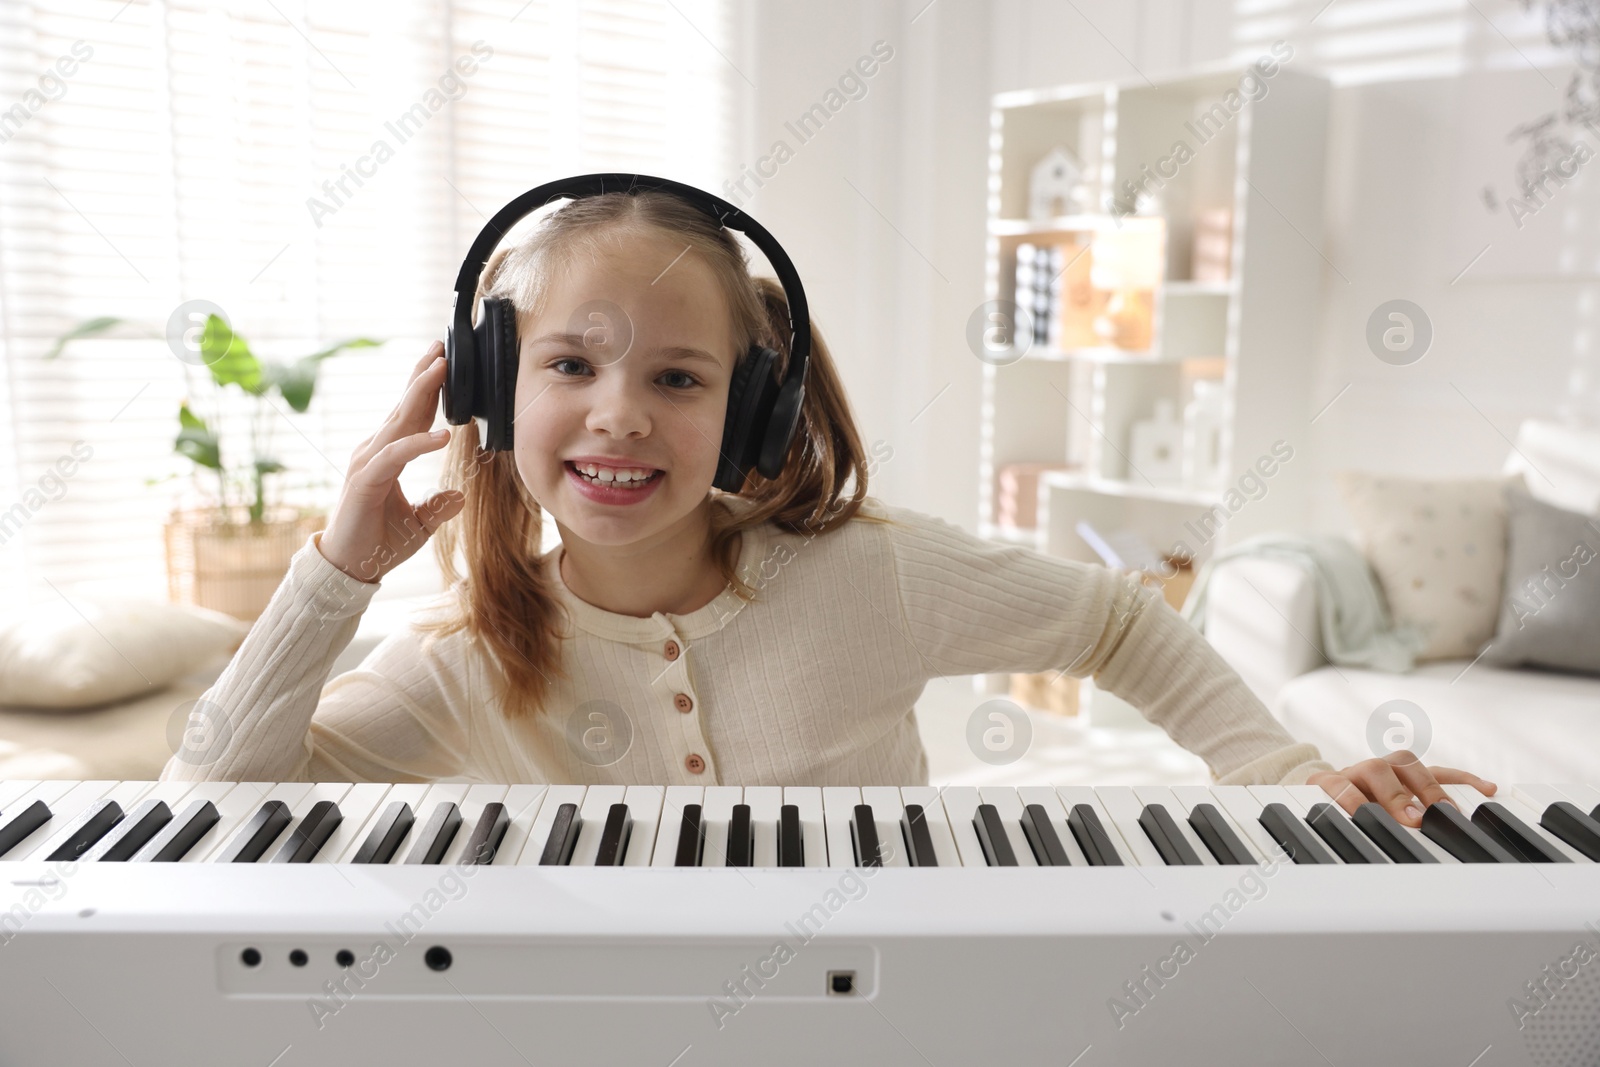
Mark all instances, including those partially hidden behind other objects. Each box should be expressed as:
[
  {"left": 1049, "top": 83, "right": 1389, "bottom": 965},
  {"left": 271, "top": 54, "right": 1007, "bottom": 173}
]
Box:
[{"left": 159, "top": 497, "right": 1332, "bottom": 788}]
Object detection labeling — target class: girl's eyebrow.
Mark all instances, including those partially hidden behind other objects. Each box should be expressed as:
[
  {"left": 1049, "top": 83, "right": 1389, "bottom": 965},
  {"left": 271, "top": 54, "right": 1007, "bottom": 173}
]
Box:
[{"left": 529, "top": 332, "right": 720, "bottom": 363}]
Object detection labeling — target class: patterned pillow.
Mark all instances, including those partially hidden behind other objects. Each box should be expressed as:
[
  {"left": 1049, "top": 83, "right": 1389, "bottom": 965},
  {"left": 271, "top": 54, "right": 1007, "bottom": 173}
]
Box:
[
  {"left": 1335, "top": 471, "right": 1524, "bottom": 661},
  {"left": 1480, "top": 486, "right": 1600, "bottom": 675}
]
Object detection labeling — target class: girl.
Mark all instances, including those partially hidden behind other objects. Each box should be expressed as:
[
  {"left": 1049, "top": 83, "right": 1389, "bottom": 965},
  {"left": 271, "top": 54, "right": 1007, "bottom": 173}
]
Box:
[{"left": 162, "top": 189, "right": 1495, "bottom": 830}]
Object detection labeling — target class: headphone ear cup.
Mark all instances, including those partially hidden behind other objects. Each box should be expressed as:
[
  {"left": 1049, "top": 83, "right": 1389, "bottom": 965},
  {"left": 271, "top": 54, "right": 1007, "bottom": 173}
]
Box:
[
  {"left": 757, "top": 377, "right": 805, "bottom": 480},
  {"left": 473, "top": 297, "right": 519, "bottom": 451},
  {"left": 713, "top": 345, "right": 779, "bottom": 493}
]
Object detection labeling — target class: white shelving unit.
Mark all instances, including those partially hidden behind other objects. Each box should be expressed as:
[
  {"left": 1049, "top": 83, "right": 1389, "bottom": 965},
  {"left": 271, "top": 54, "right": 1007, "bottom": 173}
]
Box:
[{"left": 978, "top": 64, "right": 1331, "bottom": 572}]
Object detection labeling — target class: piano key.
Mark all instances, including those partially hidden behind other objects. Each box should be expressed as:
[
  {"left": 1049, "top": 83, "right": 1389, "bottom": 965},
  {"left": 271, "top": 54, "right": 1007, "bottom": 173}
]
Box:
[
  {"left": 1133, "top": 788, "right": 1215, "bottom": 865},
  {"left": 744, "top": 787, "right": 783, "bottom": 868},
  {"left": 1168, "top": 787, "right": 1266, "bottom": 863},
  {"left": 1093, "top": 788, "right": 1166, "bottom": 867},
  {"left": 860, "top": 787, "right": 910, "bottom": 868},
  {"left": 1208, "top": 786, "right": 1292, "bottom": 863},
  {"left": 455, "top": 803, "right": 510, "bottom": 866},
  {"left": 1017, "top": 787, "right": 1090, "bottom": 867},
  {"left": 851, "top": 804, "right": 883, "bottom": 867},
  {"left": 973, "top": 803, "right": 1018, "bottom": 867},
  {"left": 1067, "top": 803, "right": 1124, "bottom": 866},
  {"left": 80, "top": 798, "right": 172, "bottom": 862},
  {"left": 405, "top": 802, "right": 463, "bottom": 865},
  {"left": 352, "top": 801, "right": 417, "bottom": 865},
  {"left": 1187, "top": 803, "right": 1257, "bottom": 865},
  {"left": 270, "top": 800, "right": 343, "bottom": 863},
  {"left": 1553, "top": 782, "right": 1600, "bottom": 815},
  {"left": 1305, "top": 803, "right": 1388, "bottom": 864},
  {"left": 697, "top": 787, "right": 743, "bottom": 869},
  {"left": 570, "top": 786, "right": 628, "bottom": 867},
  {"left": 726, "top": 804, "right": 753, "bottom": 868},
  {"left": 619, "top": 787, "right": 664, "bottom": 866},
  {"left": 1269, "top": 786, "right": 1362, "bottom": 866},
  {"left": 538, "top": 803, "right": 581, "bottom": 866},
  {"left": 937, "top": 788, "right": 991, "bottom": 868},
  {"left": 1021, "top": 804, "right": 1071, "bottom": 866},
  {"left": 780, "top": 804, "right": 805, "bottom": 866},
  {"left": 782, "top": 787, "right": 829, "bottom": 868},
  {"left": 821, "top": 787, "right": 862, "bottom": 869},
  {"left": 1540, "top": 802, "right": 1600, "bottom": 861},
  {"left": 309, "top": 784, "right": 393, "bottom": 864},
  {"left": 1452, "top": 786, "right": 1589, "bottom": 864},
  {"left": 438, "top": 785, "right": 511, "bottom": 866},
  {"left": 332, "top": 784, "right": 426, "bottom": 862},
  {"left": 130, "top": 798, "right": 219, "bottom": 863},
  {"left": 9, "top": 781, "right": 148, "bottom": 862},
  {"left": 978, "top": 788, "right": 1040, "bottom": 868},
  {"left": 1346, "top": 803, "right": 1436, "bottom": 863},
  {"left": 0, "top": 779, "right": 43, "bottom": 812},
  {"left": 594, "top": 804, "right": 633, "bottom": 867},
  {"left": 250, "top": 783, "right": 354, "bottom": 864},
  {"left": 1258, "top": 803, "right": 1336, "bottom": 864},
  {"left": 1471, "top": 802, "right": 1571, "bottom": 863},
  {"left": 900, "top": 804, "right": 938, "bottom": 867},
  {"left": 673, "top": 804, "right": 705, "bottom": 867},
  {"left": 0, "top": 800, "right": 55, "bottom": 859},
  {"left": 216, "top": 801, "right": 295, "bottom": 863},
  {"left": 1421, "top": 802, "right": 1518, "bottom": 863},
  {"left": 521, "top": 785, "right": 589, "bottom": 866},
  {"left": 898, "top": 787, "right": 962, "bottom": 868},
  {"left": 650, "top": 786, "right": 703, "bottom": 868},
  {"left": 1138, "top": 803, "right": 1203, "bottom": 866},
  {"left": 495, "top": 785, "right": 551, "bottom": 865},
  {"left": 186, "top": 783, "right": 310, "bottom": 862}
]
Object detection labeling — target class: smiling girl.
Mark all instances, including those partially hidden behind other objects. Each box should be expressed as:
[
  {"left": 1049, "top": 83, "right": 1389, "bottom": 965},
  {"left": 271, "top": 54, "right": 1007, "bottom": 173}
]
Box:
[{"left": 161, "top": 187, "right": 1496, "bottom": 829}]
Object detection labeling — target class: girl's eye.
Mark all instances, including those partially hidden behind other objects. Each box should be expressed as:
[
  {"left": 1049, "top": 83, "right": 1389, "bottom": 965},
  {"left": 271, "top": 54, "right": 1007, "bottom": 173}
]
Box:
[
  {"left": 550, "top": 357, "right": 591, "bottom": 377},
  {"left": 657, "top": 369, "right": 699, "bottom": 390}
]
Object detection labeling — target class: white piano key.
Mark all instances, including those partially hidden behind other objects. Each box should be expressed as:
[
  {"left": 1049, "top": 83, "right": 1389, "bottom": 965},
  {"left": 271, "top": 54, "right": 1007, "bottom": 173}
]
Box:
[
  {"left": 188, "top": 783, "right": 311, "bottom": 863},
  {"left": 976, "top": 787, "right": 1039, "bottom": 867},
  {"left": 7, "top": 780, "right": 151, "bottom": 861},
  {"left": 698, "top": 786, "right": 743, "bottom": 868},
  {"left": 1444, "top": 784, "right": 1590, "bottom": 864},
  {"left": 0, "top": 779, "right": 43, "bottom": 812},
  {"left": 743, "top": 786, "right": 783, "bottom": 868},
  {"left": 519, "top": 785, "right": 588, "bottom": 866},
  {"left": 309, "top": 784, "right": 392, "bottom": 863},
  {"left": 569, "top": 785, "right": 628, "bottom": 867},
  {"left": 860, "top": 786, "right": 910, "bottom": 868},
  {"left": 1055, "top": 786, "right": 1140, "bottom": 866},
  {"left": 899, "top": 787, "right": 963, "bottom": 868},
  {"left": 333, "top": 784, "right": 430, "bottom": 862},
  {"left": 494, "top": 785, "right": 550, "bottom": 865},
  {"left": 621, "top": 786, "right": 663, "bottom": 867},
  {"left": 1209, "top": 786, "right": 1295, "bottom": 865},
  {"left": 650, "top": 786, "right": 704, "bottom": 868},
  {"left": 1512, "top": 782, "right": 1575, "bottom": 813},
  {"left": 781, "top": 786, "right": 827, "bottom": 868},
  {"left": 1554, "top": 783, "right": 1600, "bottom": 814},
  {"left": 821, "top": 787, "right": 862, "bottom": 868},
  {"left": 935, "top": 787, "right": 989, "bottom": 868},
  {"left": 1016, "top": 787, "right": 1090, "bottom": 867},
  {"left": 1133, "top": 786, "right": 1218, "bottom": 866},
  {"left": 438, "top": 784, "right": 511, "bottom": 866},
  {"left": 1169, "top": 785, "right": 1268, "bottom": 863},
  {"left": 1093, "top": 787, "right": 1166, "bottom": 867}
]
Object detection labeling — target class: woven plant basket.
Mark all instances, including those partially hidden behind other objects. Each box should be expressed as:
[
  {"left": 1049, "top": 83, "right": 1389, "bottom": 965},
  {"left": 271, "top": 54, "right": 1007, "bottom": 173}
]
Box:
[{"left": 164, "top": 506, "right": 326, "bottom": 622}]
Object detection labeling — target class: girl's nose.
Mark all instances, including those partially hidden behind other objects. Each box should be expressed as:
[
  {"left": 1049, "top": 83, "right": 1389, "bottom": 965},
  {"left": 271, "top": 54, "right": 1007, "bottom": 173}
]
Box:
[{"left": 584, "top": 373, "right": 652, "bottom": 439}]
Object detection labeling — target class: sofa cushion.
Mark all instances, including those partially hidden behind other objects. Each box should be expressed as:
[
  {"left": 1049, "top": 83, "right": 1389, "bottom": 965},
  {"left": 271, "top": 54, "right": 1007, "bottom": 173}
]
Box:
[
  {"left": 1480, "top": 486, "right": 1600, "bottom": 675},
  {"left": 1335, "top": 471, "right": 1522, "bottom": 661},
  {"left": 1273, "top": 661, "right": 1600, "bottom": 784}
]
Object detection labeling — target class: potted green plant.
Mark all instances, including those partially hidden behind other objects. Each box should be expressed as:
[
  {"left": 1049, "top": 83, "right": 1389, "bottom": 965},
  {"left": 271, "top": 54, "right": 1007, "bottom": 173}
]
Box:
[{"left": 48, "top": 315, "right": 379, "bottom": 620}]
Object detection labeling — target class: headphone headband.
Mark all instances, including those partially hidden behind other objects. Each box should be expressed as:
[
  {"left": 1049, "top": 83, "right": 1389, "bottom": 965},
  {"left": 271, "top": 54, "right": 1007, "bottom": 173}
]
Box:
[{"left": 450, "top": 173, "right": 810, "bottom": 397}]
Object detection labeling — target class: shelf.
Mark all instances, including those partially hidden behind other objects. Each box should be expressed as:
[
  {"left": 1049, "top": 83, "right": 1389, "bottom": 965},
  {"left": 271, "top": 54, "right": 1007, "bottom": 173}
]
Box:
[{"left": 1040, "top": 470, "right": 1221, "bottom": 506}]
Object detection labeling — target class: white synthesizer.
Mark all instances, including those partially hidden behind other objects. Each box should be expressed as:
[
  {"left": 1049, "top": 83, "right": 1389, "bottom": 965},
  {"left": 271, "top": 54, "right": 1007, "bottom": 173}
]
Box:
[{"left": 2, "top": 778, "right": 1599, "bottom": 1066}]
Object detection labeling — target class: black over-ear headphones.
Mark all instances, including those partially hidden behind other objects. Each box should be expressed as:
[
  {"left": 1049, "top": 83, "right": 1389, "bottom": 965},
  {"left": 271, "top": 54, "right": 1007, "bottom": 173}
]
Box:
[{"left": 442, "top": 173, "right": 811, "bottom": 493}]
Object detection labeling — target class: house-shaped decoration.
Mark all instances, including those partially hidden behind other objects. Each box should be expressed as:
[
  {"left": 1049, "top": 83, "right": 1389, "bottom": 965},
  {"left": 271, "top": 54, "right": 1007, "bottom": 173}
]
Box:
[{"left": 1029, "top": 146, "right": 1088, "bottom": 220}]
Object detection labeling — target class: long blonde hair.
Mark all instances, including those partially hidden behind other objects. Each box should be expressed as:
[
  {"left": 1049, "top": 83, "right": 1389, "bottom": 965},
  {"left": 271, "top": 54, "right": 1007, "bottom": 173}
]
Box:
[{"left": 418, "top": 190, "right": 874, "bottom": 720}]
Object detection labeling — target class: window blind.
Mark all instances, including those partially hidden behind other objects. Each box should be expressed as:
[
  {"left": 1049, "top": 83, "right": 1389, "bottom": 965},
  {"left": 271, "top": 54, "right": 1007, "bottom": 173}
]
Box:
[{"left": 0, "top": 0, "right": 739, "bottom": 603}]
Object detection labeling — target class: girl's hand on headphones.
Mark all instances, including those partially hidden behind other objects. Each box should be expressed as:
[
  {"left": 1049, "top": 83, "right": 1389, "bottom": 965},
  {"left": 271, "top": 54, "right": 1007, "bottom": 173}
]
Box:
[{"left": 317, "top": 340, "right": 465, "bottom": 584}]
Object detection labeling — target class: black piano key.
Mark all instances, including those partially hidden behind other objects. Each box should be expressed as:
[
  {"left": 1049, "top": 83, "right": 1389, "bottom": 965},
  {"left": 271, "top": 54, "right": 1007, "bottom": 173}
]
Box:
[
  {"left": 0, "top": 800, "right": 53, "bottom": 859},
  {"left": 538, "top": 803, "right": 581, "bottom": 866},
  {"left": 1139, "top": 804, "right": 1203, "bottom": 866},
  {"left": 461, "top": 803, "right": 510, "bottom": 866},
  {"left": 1470, "top": 802, "right": 1569, "bottom": 863},
  {"left": 352, "top": 801, "right": 414, "bottom": 864},
  {"left": 1351, "top": 803, "right": 1436, "bottom": 863},
  {"left": 216, "top": 801, "right": 294, "bottom": 863},
  {"left": 779, "top": 804, "right": 804, "bottom": 867},
  {"left": 42, "top": 799, "right": 124, "bottom": 863},
  {"left": 1258, "top": 803, "right": 1336, "bottom": 865},
  {"left": 1542, "top": 801, "right": 1600, "bottom": 861},
  {"left": 132, "top": 799, "right": 219, "bottom": 862},
  {"left": 673, "top": 804, "right": 705, "bottom": 867},
  {"left": 900, "top": 804, "right": 937, "bottom": 867},
  {"left": 1187, "top": 803, "right": 1255, "bottom": 865},
  {"left": 1421, "top": 801, "right": 1518, "bottom": 863},
  {"left": 973, "top": 803, "right": 1017, "bottom": 867},
  {"left": 82, "top": 799, "right": 172, "bottom": 862},
  {"left": 1021, "top": 804, "right": 1071, "bottom": 866},
  {"left": 723, "top": 803, "right": 752, "bottom": 868},
  {"left": 1593, "top": 803, "right": 1600, "bottom": 824},
  {"left": 1306, "top": 803, "right": 1387, "bottom": 865},
  {"left": 404, "top": 802, "right": 462, "bottom": 865},
  {"left": 594, "top": 803, "right": 633, "bottom": 867},
  {"left": 1068, "top": 803, "right": 1123, "bottom": 866},
  {"left": 271, "top": 800, "right": 343, "bottom": 863},
  {"left": 852, "top": 804, "right": 883, "bottom": 867}
]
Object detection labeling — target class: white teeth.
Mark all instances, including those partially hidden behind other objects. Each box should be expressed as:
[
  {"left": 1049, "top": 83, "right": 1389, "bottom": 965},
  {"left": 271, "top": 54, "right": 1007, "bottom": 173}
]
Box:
[{"left": 570, "top": 462, "right": 659, "bottom": 488}]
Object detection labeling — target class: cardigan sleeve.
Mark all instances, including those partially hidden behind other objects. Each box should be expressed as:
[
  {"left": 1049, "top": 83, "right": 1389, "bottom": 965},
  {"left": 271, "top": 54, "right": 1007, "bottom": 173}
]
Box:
[
  {"left": 158, "top": 531, "right": 470, "bottom": 784},
  {"left": 880, "top": 505, "right": 1333, "bottom": 786}
]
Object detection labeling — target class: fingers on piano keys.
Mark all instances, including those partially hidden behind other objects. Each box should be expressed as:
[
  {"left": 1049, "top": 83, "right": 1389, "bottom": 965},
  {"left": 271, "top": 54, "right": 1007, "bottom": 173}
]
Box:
[{"left": 2, "top": 779, "right": 1598, "bottom": 868}]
